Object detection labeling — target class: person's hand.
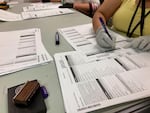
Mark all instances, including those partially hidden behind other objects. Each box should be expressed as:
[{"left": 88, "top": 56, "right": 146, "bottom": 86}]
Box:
[
  {"left": 96, "top": 27, "right": 116, "bottom": 49},
  {"left": 59, "top": 3, "right": 73, "bottom": 8},
  {"left": 0, "top": 1, "right": 9, "bottom": 10},
  {"left": 125, "top": 35, "right": 150, "bottom": 51}
]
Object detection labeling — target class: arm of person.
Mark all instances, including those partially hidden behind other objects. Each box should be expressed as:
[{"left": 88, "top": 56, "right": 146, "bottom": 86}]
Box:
[
  {"left": 50, "top": 0, "right": 61, "bottom": 2},
  {"left": 74, "top": 2, "right": 99, "bottom": 17},
  {"left": 59, "top": 2, "right": 99, "bottom": 17},
  {"left": 92, "top": 0, "right": 122, "bottom": 50},
  {"left": 73, "top": 3, "right": 91, "bottom": 16},
  {"left": 73, "top": 3, "right": 89, "bottom": 12},
  {"left": 92, "top": 0, "right": 122, "bottom": 32}
]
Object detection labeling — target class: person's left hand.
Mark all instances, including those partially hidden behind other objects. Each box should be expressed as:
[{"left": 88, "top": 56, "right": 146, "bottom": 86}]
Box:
[{"left": 125, "top": 35, "right": 150, "bottom": 51}]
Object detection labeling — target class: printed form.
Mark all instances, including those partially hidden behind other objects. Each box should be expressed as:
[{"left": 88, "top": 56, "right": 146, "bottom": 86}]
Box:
[
  {"left": 23, "top": 3, "right": 62, "bottom": 12},
  {"left": 0, "top": 9, "right": 22, "bottom": 21},
  {"left": 57, "top": 23, "right": 129, "bottom": 57},
  {"left": 54, "top": 50, "right": 150, "bottom": 113},
  {"left": 0, "top": 28, "right": 53, "bottom": 76},
  {"left": 21, "top": 3, "right": 75, "bottom": 19},
  {"left": 21, "top": 8, "right": 74, "bottom": 19},
  {"left": 0, "top": 3, "right": 74, "bottom": 21}
]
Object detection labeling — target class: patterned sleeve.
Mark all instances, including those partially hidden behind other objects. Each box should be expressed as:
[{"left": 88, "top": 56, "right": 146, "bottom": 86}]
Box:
[
  {"left": 91, "top": 2, "right": 99, "bottom": 13},
  {"left": 89, "top": 1, "right": 99, "bottom": 17}
]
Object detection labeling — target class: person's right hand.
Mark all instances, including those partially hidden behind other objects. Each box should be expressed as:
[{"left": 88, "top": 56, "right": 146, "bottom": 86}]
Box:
[
  {"left": 96, "top": 27, "right": 116, "bottom": 49},
  {"left": 59, "top": 3, "right": 73, "bottom": 8}
]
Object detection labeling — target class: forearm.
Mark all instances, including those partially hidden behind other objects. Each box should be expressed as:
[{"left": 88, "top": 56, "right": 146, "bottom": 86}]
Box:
[
  {"left": 92, "top": 11, "right": 106, "bottom": 32},
  {"left": 92, "top": 0, "right": 122, "bottom": 32},
  {"left": 74, "top": 2, "right": 99, "bottom": 17},
  {"left": 73, "top": 3, "right": 89, "bottom": 12}
]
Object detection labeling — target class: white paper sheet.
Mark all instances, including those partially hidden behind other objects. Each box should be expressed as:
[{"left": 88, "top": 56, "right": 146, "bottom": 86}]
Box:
[
  {"left": 0, "top": 9, "right": 22, "bottom": 21},
  {"left": 0, "top": 28, "right": 53, "bottom": 76},
  {"left": 57, "top": 23, "right": 129, "bottom": 57},
  {"left": 21, "top": 8, "right": 74, "bottom": 19},
  {"left": 54, "top": 50, "right": 150, "bottom": 113},
  {"left": 23, "top": 3, "right": 62, "bottom": 12},
  {"left": 0, "top": 6, "right": 74, "bottom": 21}
]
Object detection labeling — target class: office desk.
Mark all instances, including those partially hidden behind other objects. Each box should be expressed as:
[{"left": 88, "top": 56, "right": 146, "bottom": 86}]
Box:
[{"left": 0, "top": 3, "right": 148, "bottom": 113}]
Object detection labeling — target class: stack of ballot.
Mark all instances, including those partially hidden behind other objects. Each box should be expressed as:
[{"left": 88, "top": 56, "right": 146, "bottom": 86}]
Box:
[
  {"left": 0, "top": 3, "right": 74, "bottom": 21},
  {"left": 0, "top": 28, "right": 53, "bottom": 76}
]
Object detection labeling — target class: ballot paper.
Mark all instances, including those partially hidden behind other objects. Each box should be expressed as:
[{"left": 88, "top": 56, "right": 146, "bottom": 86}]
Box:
[
  {"left": 21, "top": 8, "right": 74, "bottom": 20},
  {"left": 54, "top": 50, "right": 150, "bottom": 113},
  {"left": 0, "top": 9, "right": 22, "bottom": 21},
  {"left": 57, "top": 23, "right": 129, "bottom": 57},
  {"left": 21, "top": 3, "right": 74, "bottom": 19},
  {"left": 0, "top": 7, "right": 74, "bottom": 21},
  {"left": 0, "top": 28, "right": 53, "bottom": 76},
  {"left": 23, "top": 3, "right": 62, "bottom": 12}
]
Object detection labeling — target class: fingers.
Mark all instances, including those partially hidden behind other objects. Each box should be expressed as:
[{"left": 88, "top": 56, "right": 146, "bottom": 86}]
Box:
[
  {"left": 96, "top": 36, "right": 109, "bottom": 48},
  {"left": 138, "top": 39, "right": 147, "bottom": 50},
  {"left": 103, "top": 34, "right": 115, "bottom": 48},
  {"left": 96, "top": 27, "right": 116, "bottom": 49},
  {"left": 99, "top": 37, "right": 111, "bottom": 48},
  {"left": 143, "top": 43, "right": 150, "bottom": 51},
  {"left": 132, "top": 38, "right": 143, "bottom": 49},
  {"left": 124, "top": 37, "right": 150, "bottom": 51},
  {"left": 96, "top": 33, "right": 115, "bottom": 48},
  {"left": 138, "top": 39, "right": 150, "bottom": 51}
]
